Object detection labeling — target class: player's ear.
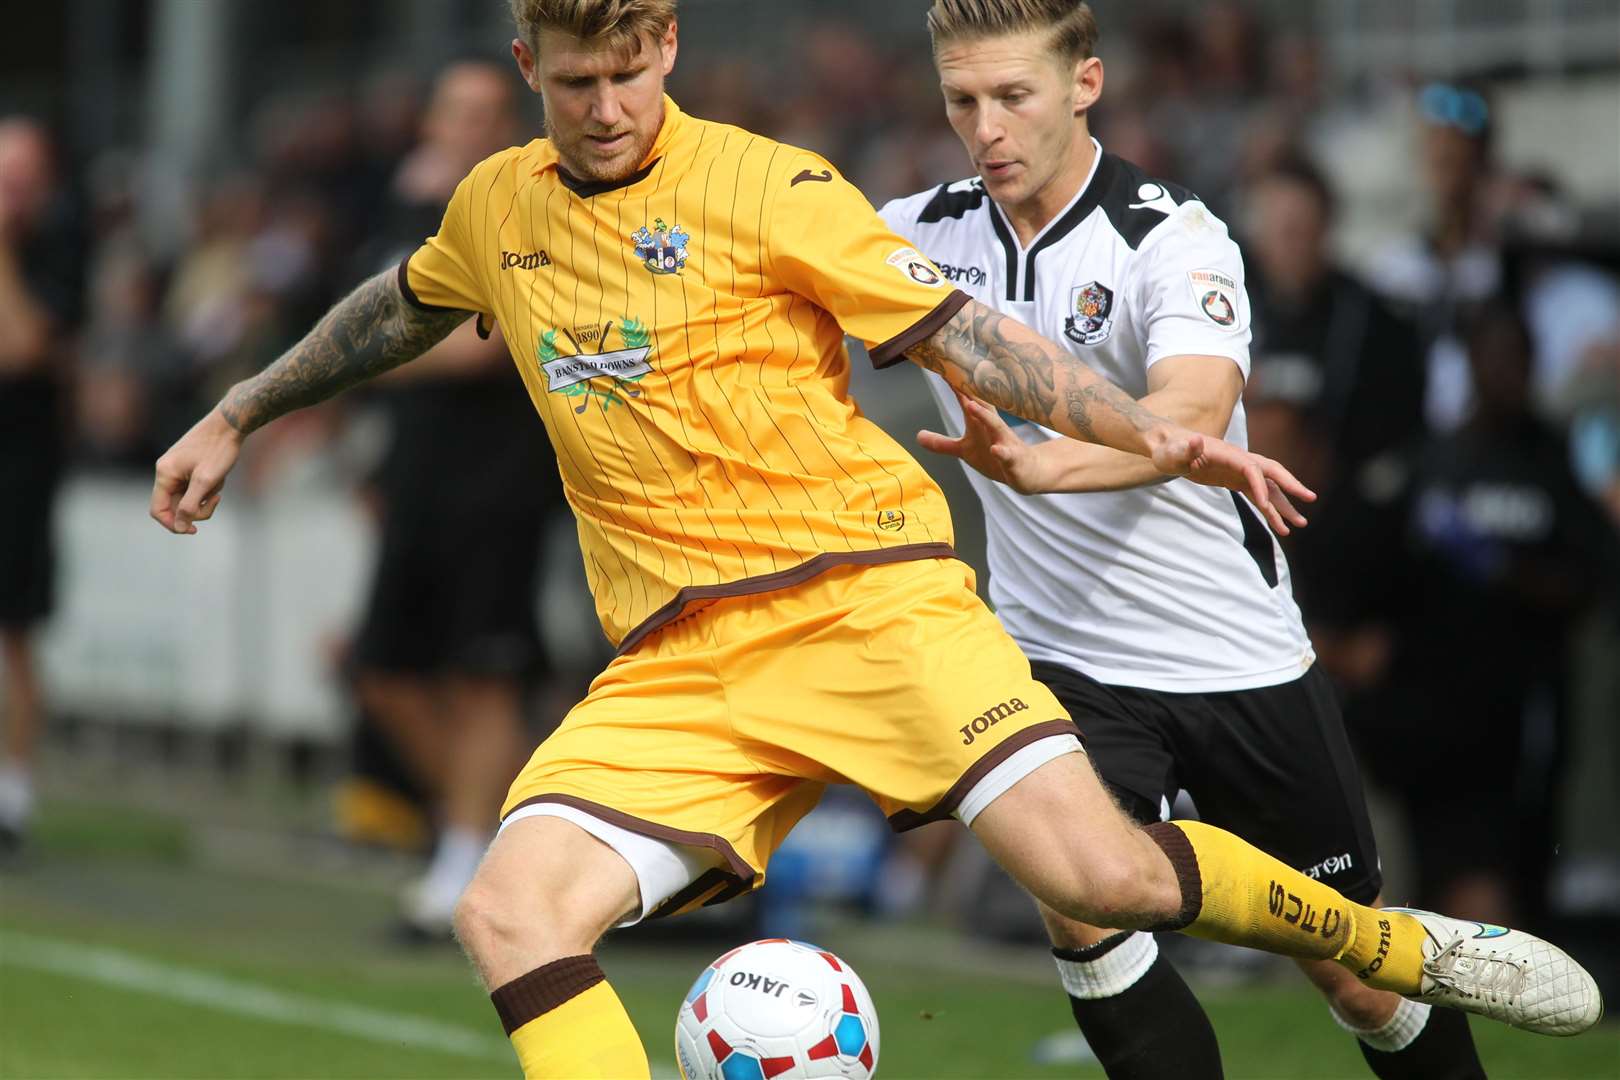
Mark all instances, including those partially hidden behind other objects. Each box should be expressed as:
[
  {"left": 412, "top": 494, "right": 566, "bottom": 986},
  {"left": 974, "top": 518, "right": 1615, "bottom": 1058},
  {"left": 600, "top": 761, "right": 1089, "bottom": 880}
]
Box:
[
  {"left": 512, "top": 38, "right": 542, "bottom": 92},
  {"left": 1074, "top": 56, "right": 1103, "bottom": 115},
  {"left": 658, "top": 19, "right": 678, "bottom": 76}
]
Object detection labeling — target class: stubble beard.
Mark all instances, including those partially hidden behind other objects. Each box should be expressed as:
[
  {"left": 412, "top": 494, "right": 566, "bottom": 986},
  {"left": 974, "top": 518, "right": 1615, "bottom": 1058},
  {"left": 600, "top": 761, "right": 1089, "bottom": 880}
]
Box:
[{"left": 552, "top": 123, "right": 658, "bottom": 184}]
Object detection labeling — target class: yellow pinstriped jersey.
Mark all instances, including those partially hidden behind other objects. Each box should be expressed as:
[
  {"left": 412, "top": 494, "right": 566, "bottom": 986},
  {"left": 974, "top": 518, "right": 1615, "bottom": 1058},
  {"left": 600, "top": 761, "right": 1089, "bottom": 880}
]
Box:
[{"left": 402, "top": 96, "right": 965, "bottom": 651}]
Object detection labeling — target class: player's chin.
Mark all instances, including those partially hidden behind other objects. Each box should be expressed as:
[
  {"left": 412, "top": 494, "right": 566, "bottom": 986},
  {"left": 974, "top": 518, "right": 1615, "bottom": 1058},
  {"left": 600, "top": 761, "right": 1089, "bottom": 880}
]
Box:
[
  {"left": 978, "top": 164, "right": 1027, "bottom": 199},
  {"left": 575, "top": 143, "right": 641, "bottom": 181}
]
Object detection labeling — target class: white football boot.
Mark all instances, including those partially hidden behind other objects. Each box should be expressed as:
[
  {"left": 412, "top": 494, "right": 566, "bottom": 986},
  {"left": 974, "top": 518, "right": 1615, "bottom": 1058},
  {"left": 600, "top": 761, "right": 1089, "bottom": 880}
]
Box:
[{"left": 1384, "top": 907, "right": 1604, "bottom": 1036}]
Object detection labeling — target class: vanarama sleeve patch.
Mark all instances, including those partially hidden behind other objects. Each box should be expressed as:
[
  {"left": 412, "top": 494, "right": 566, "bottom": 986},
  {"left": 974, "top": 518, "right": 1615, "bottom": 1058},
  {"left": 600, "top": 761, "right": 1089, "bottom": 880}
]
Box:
[{"left": 1187, "top": 267, "right": 1240, "bottom": 329}]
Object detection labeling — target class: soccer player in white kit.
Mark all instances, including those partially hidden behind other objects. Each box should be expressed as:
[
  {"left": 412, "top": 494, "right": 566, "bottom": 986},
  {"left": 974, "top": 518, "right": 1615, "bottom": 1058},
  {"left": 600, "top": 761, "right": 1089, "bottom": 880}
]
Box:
[{"left": 883, "top": 3, "right": 1501, "bottom": 1076}]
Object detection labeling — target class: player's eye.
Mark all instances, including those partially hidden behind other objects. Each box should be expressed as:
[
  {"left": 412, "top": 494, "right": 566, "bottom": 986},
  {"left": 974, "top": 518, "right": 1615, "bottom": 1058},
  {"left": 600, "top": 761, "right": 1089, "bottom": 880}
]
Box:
[{"left": 612, "top": 68, "right": 645, "bottom": 84}]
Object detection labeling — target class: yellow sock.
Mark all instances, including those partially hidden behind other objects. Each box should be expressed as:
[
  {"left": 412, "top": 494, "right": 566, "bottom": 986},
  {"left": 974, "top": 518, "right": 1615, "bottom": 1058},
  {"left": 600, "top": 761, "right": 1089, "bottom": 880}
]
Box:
[
  {"left": 1144, "top": 821, "right": 1426, "bottom": 993},
  {"left": 1335, "top": 908, "right": 1429, "bottom": 995},
  {"left": 494, "top": 957, "right": 650, "bottom": 1079}
]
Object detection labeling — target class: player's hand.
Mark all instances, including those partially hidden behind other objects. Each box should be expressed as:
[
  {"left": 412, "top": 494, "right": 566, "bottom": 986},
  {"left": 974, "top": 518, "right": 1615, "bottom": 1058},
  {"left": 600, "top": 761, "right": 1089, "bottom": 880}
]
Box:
[
  {"left": 918, "top": 389, "right": 1055, "bottom": 494},
  {"left": 1148, "top": 425, "right": 1315, "bottom": 534},
  {"left": 151, "top": 407, "right": 243, "bottom": 534}
]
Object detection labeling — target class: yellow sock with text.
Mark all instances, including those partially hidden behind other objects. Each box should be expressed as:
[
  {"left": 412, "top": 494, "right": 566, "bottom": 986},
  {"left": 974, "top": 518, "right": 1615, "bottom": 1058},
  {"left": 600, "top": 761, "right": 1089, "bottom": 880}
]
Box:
[
  {"left": 1143, "top": 821, "right": 1426, "bottom": 994},
  {"left": 492, "top": 956, "right": 651, "bottom": 1079}
]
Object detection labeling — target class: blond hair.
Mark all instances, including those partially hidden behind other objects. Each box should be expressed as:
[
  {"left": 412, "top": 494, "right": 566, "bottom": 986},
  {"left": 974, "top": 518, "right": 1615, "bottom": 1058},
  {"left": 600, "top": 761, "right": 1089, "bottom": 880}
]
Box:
[
  {"left": 508, "top": 0, "right": 677, "bottom": 52},
  {"left": 926, "top": 0, "right": 1099, "bottom": 63}
]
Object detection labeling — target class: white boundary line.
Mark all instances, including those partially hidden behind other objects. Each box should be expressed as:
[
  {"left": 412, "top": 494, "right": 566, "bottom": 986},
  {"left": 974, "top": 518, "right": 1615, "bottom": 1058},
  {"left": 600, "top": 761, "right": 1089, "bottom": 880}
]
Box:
[{"left": 0, "top": 932, "right": 511, "bottom": 1063}]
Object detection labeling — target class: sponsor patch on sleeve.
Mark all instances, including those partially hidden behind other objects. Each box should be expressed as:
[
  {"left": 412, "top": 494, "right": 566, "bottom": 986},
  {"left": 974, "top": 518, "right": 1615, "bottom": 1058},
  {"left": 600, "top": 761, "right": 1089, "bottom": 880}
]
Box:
[
  {"left": 1187, "top": 267, "right": 1241, "bottom": 328},
  {"left": 886, "top": 247, "right": 945, "bottom": 288}
]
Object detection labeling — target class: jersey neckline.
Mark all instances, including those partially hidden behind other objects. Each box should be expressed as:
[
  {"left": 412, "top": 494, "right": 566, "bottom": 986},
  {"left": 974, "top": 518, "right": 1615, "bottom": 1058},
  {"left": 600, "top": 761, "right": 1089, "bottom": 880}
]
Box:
[{"left": 987, "top": 137, "right": 1109, "bottom": 301}]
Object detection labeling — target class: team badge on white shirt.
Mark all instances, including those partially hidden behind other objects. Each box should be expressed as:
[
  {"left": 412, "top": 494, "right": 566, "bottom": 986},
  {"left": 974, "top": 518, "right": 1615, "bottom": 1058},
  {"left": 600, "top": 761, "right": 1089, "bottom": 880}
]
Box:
[{"left": 1065, "top": 281, "right": 1116, "bottom": 345}]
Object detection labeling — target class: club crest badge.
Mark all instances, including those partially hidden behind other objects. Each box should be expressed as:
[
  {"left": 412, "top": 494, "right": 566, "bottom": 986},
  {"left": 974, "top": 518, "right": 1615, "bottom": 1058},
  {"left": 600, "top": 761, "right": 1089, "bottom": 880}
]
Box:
[
  {"left": 631, "top": 218, "right": 690, "bottom": 275},
  {"left": 1064, "top": 281, "right": 1115, "bottom": 346}
]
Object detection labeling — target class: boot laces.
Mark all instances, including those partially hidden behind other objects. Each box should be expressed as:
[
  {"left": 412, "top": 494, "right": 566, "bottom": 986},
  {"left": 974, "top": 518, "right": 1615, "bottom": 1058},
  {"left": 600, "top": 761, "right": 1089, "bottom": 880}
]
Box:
[{"left": 1423, "top": 937, "right": 1528, "bottom": 1003}]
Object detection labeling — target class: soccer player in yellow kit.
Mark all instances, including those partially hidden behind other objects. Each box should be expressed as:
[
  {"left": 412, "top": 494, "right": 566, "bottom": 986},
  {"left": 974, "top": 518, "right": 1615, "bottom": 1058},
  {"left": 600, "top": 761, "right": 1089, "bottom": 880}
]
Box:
[{"left": 151, "top": 2, "right": 1602, "bottom": 1076}]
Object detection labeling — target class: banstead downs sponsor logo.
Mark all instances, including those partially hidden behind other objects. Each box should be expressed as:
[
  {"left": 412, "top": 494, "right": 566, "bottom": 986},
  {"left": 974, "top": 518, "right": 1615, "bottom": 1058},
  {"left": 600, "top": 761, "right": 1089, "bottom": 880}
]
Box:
[{"left": 538, "top": 317, "right": 654, "bottom": 414}]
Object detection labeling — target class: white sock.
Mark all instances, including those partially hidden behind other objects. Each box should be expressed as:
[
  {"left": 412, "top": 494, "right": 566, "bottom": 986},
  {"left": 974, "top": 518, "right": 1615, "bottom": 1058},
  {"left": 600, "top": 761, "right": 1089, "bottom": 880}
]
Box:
[
  {"left": 413, "top": 825, "right": 490, "bottom": 917},
  {"left": 0, "top": 761, "right": 34, "bottom": 831},
  {"left": 1331, "top": 996, "right": 1432, "bottom": 1053},
  {"left": 1053, "top": 932, "right": 1159, "bottom": 999}
]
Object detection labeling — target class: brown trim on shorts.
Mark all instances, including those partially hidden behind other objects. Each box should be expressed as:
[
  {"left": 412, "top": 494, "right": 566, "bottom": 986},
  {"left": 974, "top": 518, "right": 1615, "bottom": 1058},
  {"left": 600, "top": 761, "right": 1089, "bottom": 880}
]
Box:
[
  {"left": 1142, "top": 821, "right": 1203, "bottom": 931},
  {"left": 614, "top": 543, "right": 957, "bottom": 656},
  {"left": 869, "top": 289, "right": 971, "bottom": 369},
  {"left": 887, "top": 719, "right": 1081, "bottom": 831},
  {"left": 490, "top": 955, "right": 604, "bottom": 1035},
  {"left": 502, "top": 793, "right": 758, "bottom": 889},
  {"left": 643, "top": 866, "right": 735, "bottom": 921}
]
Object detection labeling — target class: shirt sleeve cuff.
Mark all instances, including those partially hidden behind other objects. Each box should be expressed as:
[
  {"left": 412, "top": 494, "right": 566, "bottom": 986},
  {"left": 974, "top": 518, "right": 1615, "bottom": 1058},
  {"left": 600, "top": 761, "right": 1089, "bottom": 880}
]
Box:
[
  {"left": 868, "top": 289, "right": 971, "bottom": 370},
  {"left": 395, "top": 252, "right": 461, "bottom": 313}
]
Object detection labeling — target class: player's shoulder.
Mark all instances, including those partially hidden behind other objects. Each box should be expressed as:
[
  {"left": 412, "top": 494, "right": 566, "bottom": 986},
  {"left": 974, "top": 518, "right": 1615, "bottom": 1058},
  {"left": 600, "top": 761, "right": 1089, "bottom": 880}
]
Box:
[
  {"left": 683, "top": 113, "right": 839, "bottom": 186},
  {"left": 879, "top": 176, "right": 987, "bottom": 232},
  {"left": 462, "top": 140, "right": 545, "bottom": 190},
  {"left": 1093, "top": 153, "right": 1230, "bottom": 256}
]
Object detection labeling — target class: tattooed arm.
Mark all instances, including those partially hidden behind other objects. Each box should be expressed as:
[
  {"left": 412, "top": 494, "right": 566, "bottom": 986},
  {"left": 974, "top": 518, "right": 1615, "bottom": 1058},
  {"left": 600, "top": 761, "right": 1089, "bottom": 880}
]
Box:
[
  {"left": 907, "top": 297, "right": 1315, "bottom": 530},
  {"left": 151, "top": 270, "right": 471, "bottom": 534}
]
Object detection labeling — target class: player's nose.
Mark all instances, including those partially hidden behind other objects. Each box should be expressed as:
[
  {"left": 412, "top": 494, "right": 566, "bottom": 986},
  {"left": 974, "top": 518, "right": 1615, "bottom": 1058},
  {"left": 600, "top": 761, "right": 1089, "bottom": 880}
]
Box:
[
  {"left": 590, "top": 90, "right": 624, "bottom": 128},
  {"left": 975, "top": 115, "right": 1005, "bottom": 151}
]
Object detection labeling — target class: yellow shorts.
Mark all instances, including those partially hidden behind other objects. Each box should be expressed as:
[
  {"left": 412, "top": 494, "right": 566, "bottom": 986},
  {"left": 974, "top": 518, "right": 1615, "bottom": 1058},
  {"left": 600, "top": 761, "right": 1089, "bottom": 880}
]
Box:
[{"left": 501, "top": 557, "right": 1079, "bottom": 920}]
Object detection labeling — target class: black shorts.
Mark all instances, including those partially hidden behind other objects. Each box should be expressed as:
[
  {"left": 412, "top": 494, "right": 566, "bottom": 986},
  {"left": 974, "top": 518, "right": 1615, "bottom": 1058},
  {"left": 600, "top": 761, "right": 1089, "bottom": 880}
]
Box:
[
  {"left": 1032, "top": 661, "right": 1382, "bottom": 905},
  {"left": 352, "top": 509, "right": 546, "bottom": 679},
  {"left": 0, "top": 476, "right": 57, "bottom": 628}
]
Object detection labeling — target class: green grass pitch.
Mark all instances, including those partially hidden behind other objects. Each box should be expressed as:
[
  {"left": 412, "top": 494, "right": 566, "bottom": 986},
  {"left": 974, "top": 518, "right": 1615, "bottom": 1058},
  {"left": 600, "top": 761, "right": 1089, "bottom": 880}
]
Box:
[{"left": 1, "top": 799, "right": 1614, "bottom": 1079}]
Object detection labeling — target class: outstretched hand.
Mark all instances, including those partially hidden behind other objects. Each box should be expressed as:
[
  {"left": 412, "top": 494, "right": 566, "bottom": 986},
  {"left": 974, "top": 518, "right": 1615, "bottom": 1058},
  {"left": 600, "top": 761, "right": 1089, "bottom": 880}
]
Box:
[
  {"left": 150, "top": 408, "right": 243, "bottom": 534},
  {"left": 1149, "top": 426, "right": 1314, "bottom": 535},
  {"left": 918, "top": 389, "right": 1053, "bottom": 494}
]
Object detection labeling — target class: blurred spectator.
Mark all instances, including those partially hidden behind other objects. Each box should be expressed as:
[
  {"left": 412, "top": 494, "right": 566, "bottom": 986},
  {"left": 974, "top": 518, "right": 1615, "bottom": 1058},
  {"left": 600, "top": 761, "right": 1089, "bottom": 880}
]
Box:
[
  {"left": 0, "top": 117, "right": 86, "bottom": 851},
  {"left": 1243, "top": 156, "right": 1426, "bottom": 502},
  {"left": 1309, "top": 302, "right": 1618, "bottom": 927},
  {"left": 1499, "top": 173, "right": 1620, "bottom": 422},
  {"left": 339, "top": 59, "right": 562, "bottom": 939},
  {"left": 1366, "top": 82, "right": 1502, "bottom": 433}
]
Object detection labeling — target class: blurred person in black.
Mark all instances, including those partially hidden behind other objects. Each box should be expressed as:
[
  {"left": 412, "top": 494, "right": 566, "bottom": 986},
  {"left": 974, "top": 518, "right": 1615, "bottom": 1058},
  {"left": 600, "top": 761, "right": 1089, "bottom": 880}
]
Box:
[
  {"left": 1243, "top": 157, "right": 1426, "bottom": 613},
  {"left": 1310, "top": 301, "right": 1617, "bottom": 929},
  {"left": 1245, "top": 156, "right": 1426, "bottom": 499},
  {"left": 0, "top": 118, "right": 85, "bottom": 852},
  {"left": 1367, "top": 83, "right": 1501, "bottom": 434},
  {"left": 344, "top": 60, "right": 559, "bottom": 937}
]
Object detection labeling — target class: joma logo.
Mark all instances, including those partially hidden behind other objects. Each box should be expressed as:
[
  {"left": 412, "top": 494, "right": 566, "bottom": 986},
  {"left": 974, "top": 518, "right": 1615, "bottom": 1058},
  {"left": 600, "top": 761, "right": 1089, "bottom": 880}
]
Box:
[
  {"left": 500, "top": 249, "right": 552, "bottom": 270},
  {"left": 960, "top": 698, "right": 1028, "bottom": 745}
]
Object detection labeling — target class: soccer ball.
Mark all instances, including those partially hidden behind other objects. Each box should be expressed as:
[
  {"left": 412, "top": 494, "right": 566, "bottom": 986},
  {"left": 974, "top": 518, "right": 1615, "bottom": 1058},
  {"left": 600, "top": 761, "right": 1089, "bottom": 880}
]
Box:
[{"left": 675, "top": 938, "right": 880, "bottom": 1079}]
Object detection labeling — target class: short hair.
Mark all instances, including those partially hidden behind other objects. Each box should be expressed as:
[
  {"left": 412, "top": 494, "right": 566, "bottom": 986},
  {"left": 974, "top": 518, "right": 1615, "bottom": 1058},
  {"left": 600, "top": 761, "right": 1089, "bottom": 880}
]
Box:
[
  {"left": 508, "top": 0, "right": 677, "bottom": 53},
  {"left": 1262, "top": 154, "right": 1337, "bottom": 222},
  {"left": 926, "top": 0, "right": 1100, "bottom": 64}
]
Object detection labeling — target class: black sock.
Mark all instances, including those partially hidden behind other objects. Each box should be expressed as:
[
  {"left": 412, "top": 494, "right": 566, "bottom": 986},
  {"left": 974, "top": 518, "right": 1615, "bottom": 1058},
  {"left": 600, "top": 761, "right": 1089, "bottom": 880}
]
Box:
[
  {"left": 1053, "top": 932, "right": 1223, "bottom": 1079},
  {"left": 1354, "top": 1004, "right": 1486, "bottom": 1080}
]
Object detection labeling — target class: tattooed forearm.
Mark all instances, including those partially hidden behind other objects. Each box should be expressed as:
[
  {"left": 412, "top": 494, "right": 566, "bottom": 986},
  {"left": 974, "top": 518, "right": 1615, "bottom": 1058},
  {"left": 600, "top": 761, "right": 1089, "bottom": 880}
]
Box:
[
  {"left": 908, "top": 297, "right": 1165, "bottom": 454},
  {"left": 219, "top": 271, "right": 470, "bottom": 435}
]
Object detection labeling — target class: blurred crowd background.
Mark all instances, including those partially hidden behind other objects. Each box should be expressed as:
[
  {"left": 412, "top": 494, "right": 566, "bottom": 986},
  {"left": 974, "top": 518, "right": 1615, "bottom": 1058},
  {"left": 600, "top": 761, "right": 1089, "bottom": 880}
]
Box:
[{"left": 2, "top": 0, "right": 1619, "bottom": 981}]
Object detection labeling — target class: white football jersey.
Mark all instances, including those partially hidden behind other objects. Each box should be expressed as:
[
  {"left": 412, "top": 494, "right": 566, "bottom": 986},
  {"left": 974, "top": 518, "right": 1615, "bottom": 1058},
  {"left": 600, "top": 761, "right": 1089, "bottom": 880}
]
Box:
[{"left": 879, "top": 143, "right": 1314, "bottom": 692}]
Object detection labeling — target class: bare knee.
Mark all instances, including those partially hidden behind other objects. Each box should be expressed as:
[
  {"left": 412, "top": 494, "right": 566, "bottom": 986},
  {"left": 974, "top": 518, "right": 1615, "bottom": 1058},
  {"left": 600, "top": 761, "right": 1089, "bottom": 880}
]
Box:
[
  {"left": 1046, "top": 836, "right": 1179, "bottom": 929},
  {"left": 452, "top": 817, "right": 640, "bottom": 988},
  {"left": 973, "top": 754, "right": 1182, "bottom": 929},
  {"left": 452, "top": 873, "right": 593, "bottom": 965}
]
